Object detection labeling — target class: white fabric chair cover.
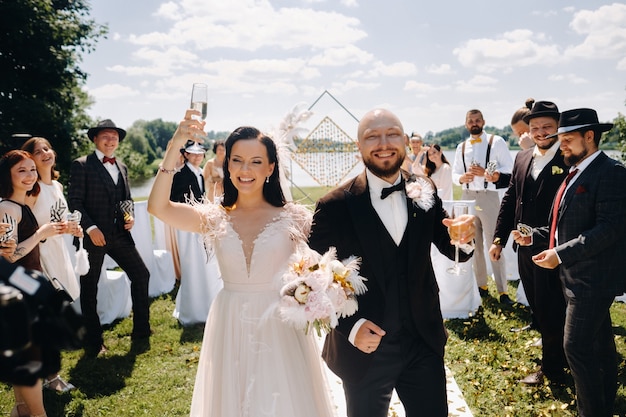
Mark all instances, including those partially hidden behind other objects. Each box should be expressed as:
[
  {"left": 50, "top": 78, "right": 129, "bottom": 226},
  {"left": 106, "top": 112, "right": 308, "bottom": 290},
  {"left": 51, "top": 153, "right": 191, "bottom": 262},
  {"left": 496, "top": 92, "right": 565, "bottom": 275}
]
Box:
[{"left": 433, "top": 200, "right": 481, "bottom": 318}]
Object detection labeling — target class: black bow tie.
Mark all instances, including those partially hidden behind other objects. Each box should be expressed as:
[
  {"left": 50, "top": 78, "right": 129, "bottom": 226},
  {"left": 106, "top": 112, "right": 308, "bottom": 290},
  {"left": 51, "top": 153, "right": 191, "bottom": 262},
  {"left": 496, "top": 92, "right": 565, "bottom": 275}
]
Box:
[{"left": 380, "top": 181, "right": 404, "bottom": 199}]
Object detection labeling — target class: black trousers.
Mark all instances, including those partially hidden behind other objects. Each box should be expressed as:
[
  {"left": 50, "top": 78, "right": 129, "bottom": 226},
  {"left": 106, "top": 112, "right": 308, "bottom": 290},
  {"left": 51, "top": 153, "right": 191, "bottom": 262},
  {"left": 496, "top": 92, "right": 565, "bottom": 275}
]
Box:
[
  {"left": 342, "top": 331, "right": 447, "bottom": 417},
  {"left": 517, "top": 246, "right": 568, "bottom": 377},
  {"left": 563, "top": 294, "right": 617, "bottom": 417},
  {"left": 80, "top": 230, "right": 150, "bottom": 347}
]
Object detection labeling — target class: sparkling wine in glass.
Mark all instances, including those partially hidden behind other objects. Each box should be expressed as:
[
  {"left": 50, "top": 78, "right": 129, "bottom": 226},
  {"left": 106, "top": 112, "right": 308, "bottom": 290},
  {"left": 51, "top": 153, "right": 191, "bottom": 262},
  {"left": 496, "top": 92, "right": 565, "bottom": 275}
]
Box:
[
  {"left": 190, "top": 83, "right": 208, "bottom": 121},
  {"left": 447, "top": 203, "right": 469, "bottom": 275}
]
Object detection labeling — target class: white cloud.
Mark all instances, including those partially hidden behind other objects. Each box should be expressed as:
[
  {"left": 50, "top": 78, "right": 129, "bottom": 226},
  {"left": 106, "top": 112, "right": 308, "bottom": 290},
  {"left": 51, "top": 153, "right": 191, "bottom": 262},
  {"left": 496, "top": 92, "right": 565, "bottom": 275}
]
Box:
[
  {"left": 617, "top": 56, "right": 626, "bottom": 70},
  {"left": 309, "top": 45, "right": 374, "bottom": 67},
  {"left": 404, "top": 81, "right": 451, "bottom": 94},
  {"left": 88, "top": 84, "right": 140, "bottom": 100},
  {"left": 426, "top": 64, "right": 454, "bottom": 75},
  {"left": 330, "top": 79, "right": 379, "bottom": 94},
  {"left": 155, "top": 2, "right": 182, "bottom": 20},
  {"left": 564, "top": 3, "right": 626, "bottom": 61},
  {"left": 548, "top": 73, "right": 588, "bottom": 84},
  {"left": 455, "top": 75, "right": 498, "bottom": 93},
  {"left": 453, "top": 29, "right": 560, "bottom": 73},
  {"left": 127, "top": 1, "right": 366, "bottom": 51},
  {"left": 341, "top": 0, "right": 358, "bottom": 7}
]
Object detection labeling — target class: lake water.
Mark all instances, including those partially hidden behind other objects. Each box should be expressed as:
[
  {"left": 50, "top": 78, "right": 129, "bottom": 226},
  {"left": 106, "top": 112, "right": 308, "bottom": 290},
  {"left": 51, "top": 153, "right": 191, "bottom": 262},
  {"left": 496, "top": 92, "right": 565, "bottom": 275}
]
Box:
[{"left": 130, "top": 149, "right": 622, "bottom": 198}]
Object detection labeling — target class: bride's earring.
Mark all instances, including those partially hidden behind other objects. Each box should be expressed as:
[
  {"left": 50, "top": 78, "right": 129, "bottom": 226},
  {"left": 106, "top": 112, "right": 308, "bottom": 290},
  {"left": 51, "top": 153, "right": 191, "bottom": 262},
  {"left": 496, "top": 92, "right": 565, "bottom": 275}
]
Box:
[{"left": 265, "top": 176, "right": 270, "bottom": 184}]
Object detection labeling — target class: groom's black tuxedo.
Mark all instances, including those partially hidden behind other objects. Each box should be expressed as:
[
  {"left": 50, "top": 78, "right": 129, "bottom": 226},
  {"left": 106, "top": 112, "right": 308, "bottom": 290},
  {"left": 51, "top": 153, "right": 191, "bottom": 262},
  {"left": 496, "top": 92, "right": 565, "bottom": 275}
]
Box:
[{"left": 309, "top": 170, "right": 471, "bottom": 416}]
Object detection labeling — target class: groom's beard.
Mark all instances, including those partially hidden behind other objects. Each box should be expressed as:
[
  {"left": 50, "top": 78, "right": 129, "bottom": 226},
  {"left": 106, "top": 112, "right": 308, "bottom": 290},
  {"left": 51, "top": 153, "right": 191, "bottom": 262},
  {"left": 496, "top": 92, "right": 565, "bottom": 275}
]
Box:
[{"left": 362, "top": 150, "right": 405, "bottom": 179}]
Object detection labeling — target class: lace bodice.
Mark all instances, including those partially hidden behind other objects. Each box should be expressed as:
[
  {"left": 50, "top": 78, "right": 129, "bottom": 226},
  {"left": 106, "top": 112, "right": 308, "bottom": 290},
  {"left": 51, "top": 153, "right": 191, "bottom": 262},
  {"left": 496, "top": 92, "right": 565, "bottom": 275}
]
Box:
[{"left": 197, "top": 203, "right": 312, "bottom": 291}]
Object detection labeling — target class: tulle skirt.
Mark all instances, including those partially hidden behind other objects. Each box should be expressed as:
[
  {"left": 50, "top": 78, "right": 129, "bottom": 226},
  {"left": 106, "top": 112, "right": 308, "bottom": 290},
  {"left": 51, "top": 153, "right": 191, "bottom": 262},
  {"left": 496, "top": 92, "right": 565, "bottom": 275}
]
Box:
[{"left": 189, "top": 284, "right": 337, "bottom": 417}]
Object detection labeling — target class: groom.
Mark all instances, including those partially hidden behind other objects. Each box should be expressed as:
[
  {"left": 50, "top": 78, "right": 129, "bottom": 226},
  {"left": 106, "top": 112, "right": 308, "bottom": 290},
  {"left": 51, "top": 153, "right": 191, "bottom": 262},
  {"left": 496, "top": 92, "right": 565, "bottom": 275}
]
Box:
[{"left": 308, "top": 108, "right": 475, "bottom": 417}]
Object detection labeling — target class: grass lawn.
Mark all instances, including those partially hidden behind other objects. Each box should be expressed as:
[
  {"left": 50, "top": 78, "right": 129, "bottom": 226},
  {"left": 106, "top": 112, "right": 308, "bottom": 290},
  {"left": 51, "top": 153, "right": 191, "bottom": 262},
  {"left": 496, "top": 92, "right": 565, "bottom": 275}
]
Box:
[
  {"left": 3, "top": 184, "right": 626, "bottom": 416},
  {"left": 3, "top": 285, "right": 626, "bottom": 416}
]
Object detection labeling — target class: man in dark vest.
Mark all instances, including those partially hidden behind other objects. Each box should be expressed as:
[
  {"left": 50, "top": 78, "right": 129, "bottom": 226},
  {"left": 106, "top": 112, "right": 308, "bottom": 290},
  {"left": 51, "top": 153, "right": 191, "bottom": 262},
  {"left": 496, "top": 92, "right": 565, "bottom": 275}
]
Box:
[
  {"left": 489, "top": 101, "right": 568, "bottom": 385},
  {"left": 69, "top": 119, "right": 151, "bottom": 355},
  {"left": 308, "top": 108, "right": 475, "bottom": 417}
]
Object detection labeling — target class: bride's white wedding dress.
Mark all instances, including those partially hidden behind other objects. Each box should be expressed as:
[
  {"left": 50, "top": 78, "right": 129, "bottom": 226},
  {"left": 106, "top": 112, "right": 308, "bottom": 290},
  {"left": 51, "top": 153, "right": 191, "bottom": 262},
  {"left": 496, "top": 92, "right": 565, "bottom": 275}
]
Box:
[{"left": 189, "top": 203, "right": 336, "bottom": 417}]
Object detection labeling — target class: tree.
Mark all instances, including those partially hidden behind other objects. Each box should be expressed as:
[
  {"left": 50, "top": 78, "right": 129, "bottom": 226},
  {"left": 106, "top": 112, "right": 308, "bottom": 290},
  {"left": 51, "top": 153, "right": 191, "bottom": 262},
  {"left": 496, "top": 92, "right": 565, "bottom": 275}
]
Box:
[{"left": 0, "top": 0, "right": 106, "bottom": 181}]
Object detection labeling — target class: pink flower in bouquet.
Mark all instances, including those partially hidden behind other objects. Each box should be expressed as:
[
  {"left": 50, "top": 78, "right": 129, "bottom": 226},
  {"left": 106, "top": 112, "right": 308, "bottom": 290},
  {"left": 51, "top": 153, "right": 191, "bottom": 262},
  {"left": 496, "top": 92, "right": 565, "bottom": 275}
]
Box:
[{"left": 279, "top": 247, "right": 367, "bottom": 336}]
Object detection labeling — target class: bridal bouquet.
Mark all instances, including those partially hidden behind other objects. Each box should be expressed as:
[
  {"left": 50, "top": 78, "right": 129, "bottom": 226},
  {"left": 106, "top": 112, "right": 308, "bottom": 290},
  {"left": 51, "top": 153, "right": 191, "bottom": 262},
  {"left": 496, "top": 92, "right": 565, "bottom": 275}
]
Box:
[{"left": 279, "top": 247, "right": 367, "bottom": 336}]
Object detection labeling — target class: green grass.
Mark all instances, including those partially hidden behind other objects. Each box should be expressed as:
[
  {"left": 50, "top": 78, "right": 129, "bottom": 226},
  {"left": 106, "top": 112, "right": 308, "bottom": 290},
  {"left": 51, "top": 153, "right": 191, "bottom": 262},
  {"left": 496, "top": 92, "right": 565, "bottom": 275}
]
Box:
[
  {"left": 3, "top": 185, "right": 626, "bottom": 416},
  {"left": 4, "top": 283, "right": 626, "bottom": 416}
]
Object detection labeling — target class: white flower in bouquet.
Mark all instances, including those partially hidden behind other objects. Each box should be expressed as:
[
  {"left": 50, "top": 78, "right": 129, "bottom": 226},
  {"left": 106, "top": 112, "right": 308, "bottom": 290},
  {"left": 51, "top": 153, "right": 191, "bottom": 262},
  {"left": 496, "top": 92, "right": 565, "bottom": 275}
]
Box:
[
  {"left": 279, "top": 247, "right": 367, "bottom": 336},
  {"left": 405, "top": 177, "right": 435, "bottom": 212}
]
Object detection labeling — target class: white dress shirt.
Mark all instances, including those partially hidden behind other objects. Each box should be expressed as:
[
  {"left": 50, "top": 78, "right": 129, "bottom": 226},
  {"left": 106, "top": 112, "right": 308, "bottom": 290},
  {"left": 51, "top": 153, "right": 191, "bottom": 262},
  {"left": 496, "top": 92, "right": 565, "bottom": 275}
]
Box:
[
  {"left": 95, "top": 149, "right": 120, "bottom": 185},
  {"left": 451, "top": 132, "right": 514, "bottom": 190},
  {"left": 348, "top": 169, "right": 408, "bottom": 345},
  {"left": 531, "top": 141, "right": 560, "bottom": 180}
]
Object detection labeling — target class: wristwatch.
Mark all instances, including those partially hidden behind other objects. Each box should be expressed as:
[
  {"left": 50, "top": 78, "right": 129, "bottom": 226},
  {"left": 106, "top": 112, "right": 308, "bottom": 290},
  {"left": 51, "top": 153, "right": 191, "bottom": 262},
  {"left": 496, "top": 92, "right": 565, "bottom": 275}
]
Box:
[{"left": 492, "top": 237, "right": 502, "bottom": 246}]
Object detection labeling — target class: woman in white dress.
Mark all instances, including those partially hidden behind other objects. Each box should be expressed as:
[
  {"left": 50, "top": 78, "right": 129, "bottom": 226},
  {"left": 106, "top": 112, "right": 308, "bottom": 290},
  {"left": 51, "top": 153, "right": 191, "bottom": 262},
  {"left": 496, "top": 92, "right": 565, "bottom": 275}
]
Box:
[
  {"left": 202, "top": 140, "right": 225, "bottom": 202},
  {"left": 148, "top": 110, "right": 336, "bottom": 417},
  {"left": 22, "top": 137, "right": 82, "bottom": 393},
  {"left": 424, "top": 144, "right": 453, "bottom": 200}
]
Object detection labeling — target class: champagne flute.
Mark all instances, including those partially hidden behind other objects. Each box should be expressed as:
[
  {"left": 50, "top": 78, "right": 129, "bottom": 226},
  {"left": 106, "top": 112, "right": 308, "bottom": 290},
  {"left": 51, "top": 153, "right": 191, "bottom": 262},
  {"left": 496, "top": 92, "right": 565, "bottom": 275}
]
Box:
[
  {"left": 190, "top": 83, "right": 208, "bottom": 140},
  {"left": 446, "top": 203, "right": 469, "bottom": 275},
  {"left": 190, "top": 83, "right": 208, "bottom": 120}
]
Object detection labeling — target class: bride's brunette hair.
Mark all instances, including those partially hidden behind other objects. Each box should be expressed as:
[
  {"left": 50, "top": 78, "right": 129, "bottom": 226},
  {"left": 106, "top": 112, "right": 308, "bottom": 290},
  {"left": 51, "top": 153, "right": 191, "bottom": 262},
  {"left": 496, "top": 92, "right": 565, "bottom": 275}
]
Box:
[{"left": 222, "top": 126, "right": 285, "bottom": 208}]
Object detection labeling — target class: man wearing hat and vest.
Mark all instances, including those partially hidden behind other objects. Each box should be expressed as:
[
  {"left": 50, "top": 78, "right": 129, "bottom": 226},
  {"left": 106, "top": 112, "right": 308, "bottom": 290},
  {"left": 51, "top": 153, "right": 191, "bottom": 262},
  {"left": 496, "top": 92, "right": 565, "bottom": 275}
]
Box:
[
  {"left": 69, "top": 119, "right": 151, "bottom": 355},
  {"left": 489, "top": 101, "right": 569, "bottom": 385},
  {"left": 169, "top": 140, "right": 206, "bottom": 203},
  {"left": 515, "top": 108, "right": 626, "bottom": 417}
]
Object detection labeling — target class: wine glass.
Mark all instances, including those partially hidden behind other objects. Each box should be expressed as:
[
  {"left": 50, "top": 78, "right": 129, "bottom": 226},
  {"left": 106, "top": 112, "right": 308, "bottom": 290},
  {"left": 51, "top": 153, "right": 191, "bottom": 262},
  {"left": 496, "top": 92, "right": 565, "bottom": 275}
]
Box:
[
  {"left": 190, "top": 83, "right": 208, "bottom": 121},
  {"left": 447, "top": 203, "right": 469, "bottom": 275},
  {"left": 190, "top": 83, "right": 208, "bottom": 140}
]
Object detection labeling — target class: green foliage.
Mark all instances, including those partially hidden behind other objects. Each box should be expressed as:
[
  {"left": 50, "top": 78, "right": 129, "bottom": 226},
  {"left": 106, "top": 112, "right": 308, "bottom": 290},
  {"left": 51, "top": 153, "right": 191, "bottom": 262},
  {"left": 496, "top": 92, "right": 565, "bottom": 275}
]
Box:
[{"left": 0, "top": 0, "right": 106, "bottom": 179}]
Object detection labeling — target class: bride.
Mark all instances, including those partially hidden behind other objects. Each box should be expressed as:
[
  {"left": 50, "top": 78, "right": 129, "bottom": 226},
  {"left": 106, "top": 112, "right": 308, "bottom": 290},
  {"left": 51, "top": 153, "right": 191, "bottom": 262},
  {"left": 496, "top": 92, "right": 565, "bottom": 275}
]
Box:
[{"left": 148, "top": 110, "right": 336, "bottom": 417}]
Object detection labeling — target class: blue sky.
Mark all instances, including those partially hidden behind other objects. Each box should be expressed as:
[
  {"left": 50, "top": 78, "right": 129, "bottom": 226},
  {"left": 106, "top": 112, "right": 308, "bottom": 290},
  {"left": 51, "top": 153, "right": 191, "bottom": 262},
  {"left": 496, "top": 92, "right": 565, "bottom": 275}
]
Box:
[{"left": 82, "top": 0, "right": 626, "bottom": 138}]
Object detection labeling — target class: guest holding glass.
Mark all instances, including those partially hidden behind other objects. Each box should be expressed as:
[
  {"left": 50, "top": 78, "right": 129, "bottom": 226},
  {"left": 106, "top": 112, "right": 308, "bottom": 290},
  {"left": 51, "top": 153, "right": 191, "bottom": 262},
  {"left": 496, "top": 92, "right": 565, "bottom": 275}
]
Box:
[
  {"left": 202, "top": 140, "right": 226, "bottom": 203},
  {"left": 424, "top": 143, "right": 453, "bottom": 200},
  {"left": 21, "top": 137, "right": 83, "bottom": 393},
  {"left": 1, "top": 150, "right": 68, "bottom": 417},
  {"left": 169, "top": 140, "right": 222, "bottom": 326}
]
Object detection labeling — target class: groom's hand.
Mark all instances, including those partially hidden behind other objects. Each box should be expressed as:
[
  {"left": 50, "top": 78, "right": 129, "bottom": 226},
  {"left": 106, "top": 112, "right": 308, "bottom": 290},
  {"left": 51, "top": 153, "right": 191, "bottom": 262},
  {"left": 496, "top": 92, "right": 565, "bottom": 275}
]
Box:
[{"left": 355, "top": 321, "right": 386, "bottom": 354}]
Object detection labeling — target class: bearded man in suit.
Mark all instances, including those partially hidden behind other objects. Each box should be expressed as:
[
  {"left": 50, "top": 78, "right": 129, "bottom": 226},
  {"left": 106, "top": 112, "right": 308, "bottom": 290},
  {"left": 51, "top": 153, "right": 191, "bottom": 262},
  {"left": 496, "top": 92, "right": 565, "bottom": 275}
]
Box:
[
  {"left": 69, "top": 120, "right": 151, "bottom": 355},
  {"left": 489, "top": 101, "right": 569, "bottom": 385},
  {"left": 308, "top": 108, "right": 475, "bottom": 417},
  {"left": 515, "top": 108, "right": 626, "bottom": 417}
]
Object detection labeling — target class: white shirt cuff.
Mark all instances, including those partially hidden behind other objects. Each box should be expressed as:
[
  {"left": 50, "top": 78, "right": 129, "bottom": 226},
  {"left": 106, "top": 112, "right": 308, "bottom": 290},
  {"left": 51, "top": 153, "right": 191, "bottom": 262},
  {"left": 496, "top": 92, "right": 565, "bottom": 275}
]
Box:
[
  {"left": 86, "top": 225, "right": 98, "bottom": 234},
  {"left": 348, "top": 318, "right": 367, "bottom": 346}
]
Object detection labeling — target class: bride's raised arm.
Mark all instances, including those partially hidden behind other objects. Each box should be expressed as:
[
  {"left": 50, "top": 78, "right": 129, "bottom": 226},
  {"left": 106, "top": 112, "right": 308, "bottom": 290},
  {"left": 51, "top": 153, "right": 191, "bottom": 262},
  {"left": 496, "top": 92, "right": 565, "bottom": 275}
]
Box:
[{"left": 147, "top": 110, "right": 205, "bottom": 233}]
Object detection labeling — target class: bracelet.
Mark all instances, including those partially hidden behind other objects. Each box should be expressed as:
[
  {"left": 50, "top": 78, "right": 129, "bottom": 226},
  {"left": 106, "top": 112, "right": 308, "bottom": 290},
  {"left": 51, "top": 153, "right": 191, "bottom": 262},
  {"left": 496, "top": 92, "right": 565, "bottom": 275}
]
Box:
[{"left": 158, "top": 164, "right": 181, "bottom": 174}]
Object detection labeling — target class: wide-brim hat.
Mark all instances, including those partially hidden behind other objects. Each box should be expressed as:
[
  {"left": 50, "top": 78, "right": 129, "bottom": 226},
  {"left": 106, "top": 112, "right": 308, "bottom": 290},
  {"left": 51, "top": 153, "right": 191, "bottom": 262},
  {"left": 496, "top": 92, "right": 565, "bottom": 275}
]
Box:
[
  {"left": 87, "top": 119, "right": 127, "bottom": 141},
  {"left": 180, "top": 140, "right": 207, "bottom": 155},
  {"left": 546, "top": 108, "right": 614, "bottom": 138},
  {"left": 522, "top": 101, "right": 560, "bottom": 124}
]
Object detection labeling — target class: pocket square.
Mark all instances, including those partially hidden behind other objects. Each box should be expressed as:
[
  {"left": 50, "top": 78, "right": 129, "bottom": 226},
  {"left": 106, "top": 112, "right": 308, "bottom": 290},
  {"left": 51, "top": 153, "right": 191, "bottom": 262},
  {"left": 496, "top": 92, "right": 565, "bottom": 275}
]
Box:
[{"left": 575, "top": 185, "right": 586, "bottom": 194}]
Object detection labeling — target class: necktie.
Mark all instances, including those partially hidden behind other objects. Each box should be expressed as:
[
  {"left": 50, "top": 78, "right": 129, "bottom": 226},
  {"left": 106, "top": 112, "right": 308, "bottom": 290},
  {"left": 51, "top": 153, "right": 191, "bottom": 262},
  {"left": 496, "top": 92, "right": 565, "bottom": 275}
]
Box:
[
  {"left": 381, "top": 181, "right": 404, "bottom": 199},
  {"left": 103, "top": 156, "right": 116, "bottom": 164},
  {"left": 548, "top": 169, "right": 578, "bottom": 249},
  {"left": 469, "top": 137, "right": 482, "bottom": 145}
]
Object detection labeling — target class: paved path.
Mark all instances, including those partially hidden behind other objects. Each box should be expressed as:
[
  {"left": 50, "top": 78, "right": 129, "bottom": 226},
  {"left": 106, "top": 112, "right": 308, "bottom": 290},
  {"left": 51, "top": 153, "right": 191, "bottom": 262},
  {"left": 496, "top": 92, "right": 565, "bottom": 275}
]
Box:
[{"left": 317, "top": 338, "right": 473, "bottom": 416}]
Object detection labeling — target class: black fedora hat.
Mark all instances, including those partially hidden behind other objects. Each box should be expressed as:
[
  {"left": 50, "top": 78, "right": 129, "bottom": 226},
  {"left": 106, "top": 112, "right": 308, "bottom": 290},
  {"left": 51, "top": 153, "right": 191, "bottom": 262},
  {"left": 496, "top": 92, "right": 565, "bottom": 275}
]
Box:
[
  {"left": 522, "top": 101, "right": 560, "bottom": 123},
  {"left": 87, "top": 119, "right": 127, "bottom": 141},
  {"left": 546, "top": 108, "right": 614, "bottom": 138}
]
